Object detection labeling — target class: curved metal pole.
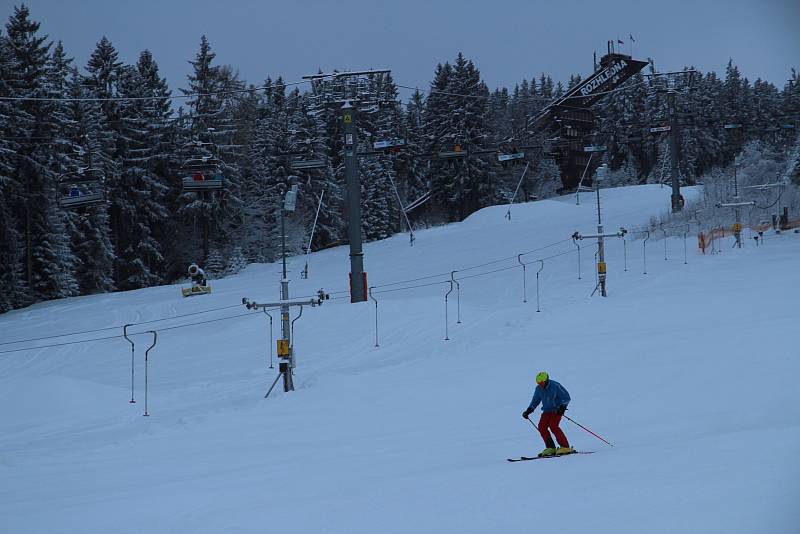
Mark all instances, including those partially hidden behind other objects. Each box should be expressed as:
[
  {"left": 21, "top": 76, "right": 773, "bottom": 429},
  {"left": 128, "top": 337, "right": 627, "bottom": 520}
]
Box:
[
  {"left": 643, "top": 230, "right": 650, "bottom": 274},
  {"left": 143, "top": 331, "right": 157, "bottom": 417},
  {"left": 290, "top": 305, "right": 304, "bottom": 350},
  {"left": 535, "top": 260, "right": 544, "bottom": 312},
  {"left": 262, "top": 309, "right": 274, "bottom": 369},
  {"left": 661, "top": 224, "right": 668, "bottom": 260},
  {"left": 451, "top": 271, "right": 461, "bottom": 324},
  {"left": 518, "top": 254, "right": 527, "bottom": 303},
  {"left": 573, "top": 238, "right": 582, "bottom": 280},
  {"left": 622, "top": 237, "right": 628, "bottom": 272},
  {"left": 444, "top": 280, "right": 454, "bottom": 341},
  {"left": 683, "top": 224, "right": 690, "bottom": 264},
  {"left": 123, "top": 324, "right": 135, "bottom": 404},
  {"left": 369, "top": 287, "right": 379, "bottom": 347}
]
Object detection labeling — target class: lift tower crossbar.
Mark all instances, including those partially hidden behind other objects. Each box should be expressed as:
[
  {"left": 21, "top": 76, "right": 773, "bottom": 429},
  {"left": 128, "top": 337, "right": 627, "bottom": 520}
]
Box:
[
  {"left": 572, "top": 164, "right": 627, "bottom": 297},
  {"left": 242, "top": 290, "right": 329, "bottom": 393}
]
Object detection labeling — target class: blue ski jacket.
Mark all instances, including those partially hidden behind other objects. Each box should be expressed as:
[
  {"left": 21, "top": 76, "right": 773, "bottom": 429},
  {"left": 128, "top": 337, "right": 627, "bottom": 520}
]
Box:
[{"left": 527, "top": 379, "right": 571, "bottom": 413}]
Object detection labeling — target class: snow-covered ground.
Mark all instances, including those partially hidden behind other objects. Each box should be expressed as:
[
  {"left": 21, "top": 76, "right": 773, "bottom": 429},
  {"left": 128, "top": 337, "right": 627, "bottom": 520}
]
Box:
[{"left": 1, "top": 184, "right": 798, "bottom": 533}]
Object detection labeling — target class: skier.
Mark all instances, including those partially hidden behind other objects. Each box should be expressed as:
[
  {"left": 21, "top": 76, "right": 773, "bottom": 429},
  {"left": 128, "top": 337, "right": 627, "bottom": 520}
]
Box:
[{"left": 522, "top": 371, "right": 575, "bottom": 457}]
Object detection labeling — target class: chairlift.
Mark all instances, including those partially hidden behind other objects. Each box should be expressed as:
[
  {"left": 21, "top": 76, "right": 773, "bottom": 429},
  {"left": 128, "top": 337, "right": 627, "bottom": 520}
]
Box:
[
  {"left": 723, "top": 123, "right": 743, "bottom": 130},
  {"left": 58, "top": 168, "right": 105, "bottom": 209},
  {"left": 290, "top": 158, "right": 326, "bottom": 171},
  {"left": 182, "top": 172, "right": 224, "bottom": 191},
  {"left": 439, "top": 144, "right": 467, "bottom": 159},
  {"left": 181, "top": 155, "right": 224, "bottom": 192},
  {"left": 498, "top": 151, "right": 525, "bottom": 166},
  {"left": 373, "top": 138, "right": 405, "bottom": 154}
]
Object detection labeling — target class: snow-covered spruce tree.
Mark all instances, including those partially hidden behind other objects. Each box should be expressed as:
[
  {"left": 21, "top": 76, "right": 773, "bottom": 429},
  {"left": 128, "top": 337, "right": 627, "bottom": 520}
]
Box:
[
  {"left": 0, "top": 28, "right": 30, "bottom": 310},
  {"left": 394, "top": 89, "right": 428, "bottom": 225},
  {"left": 358, "top": 72, "right": 402, "bottom": 241},
  {"left": 5, "top": 5, "right": 78, "bottom": 302},
  {"left": 233, "top": 80, "right": 271, "bottom": 263},
  {"left": 0, "top": 186, "right": 27, "bottom": 312},
  {"left": 292, "top": 88, "right": 343, "bottom": 251},
  {"left": 427, "top": 53, "right": 493, "bottom": 221},
  {"left": 60, "top": 67, "right": 115, "bottom": 294},
  {"left": 176, "top": 36, "right": 243, "bottom": 267},
  {"left": 422, "top": 61, "right": 453, "bottom": 221},
  {"left": 84, "top": 35, "right": 124, "bottom": 284},
  {"left": 113, "top": 58, "right": 171, "bottom": 290}
]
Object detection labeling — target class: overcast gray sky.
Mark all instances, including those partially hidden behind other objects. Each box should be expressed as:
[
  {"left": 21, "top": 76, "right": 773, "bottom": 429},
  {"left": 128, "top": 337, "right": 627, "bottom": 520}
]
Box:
[{"left": 5, "top": 0, "right": 798, "bottom": 100}]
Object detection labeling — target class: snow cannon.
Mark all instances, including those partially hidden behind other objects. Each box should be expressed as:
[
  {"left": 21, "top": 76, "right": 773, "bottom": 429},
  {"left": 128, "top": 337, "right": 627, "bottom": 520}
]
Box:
[{"left": 182, "top": 263, "right": 211, "bottom": 298}]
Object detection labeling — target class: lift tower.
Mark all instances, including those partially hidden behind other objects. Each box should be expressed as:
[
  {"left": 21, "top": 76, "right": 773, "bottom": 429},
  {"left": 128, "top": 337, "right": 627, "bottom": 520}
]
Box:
[{"left": 302, "top": 69, "right": 393, "bottom": 302}]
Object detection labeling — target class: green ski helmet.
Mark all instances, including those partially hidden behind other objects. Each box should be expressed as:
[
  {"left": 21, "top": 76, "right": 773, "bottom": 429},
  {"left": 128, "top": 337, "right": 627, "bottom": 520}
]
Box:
[{"left": 536, "top": 371, "right": 549, "bottom": 384}]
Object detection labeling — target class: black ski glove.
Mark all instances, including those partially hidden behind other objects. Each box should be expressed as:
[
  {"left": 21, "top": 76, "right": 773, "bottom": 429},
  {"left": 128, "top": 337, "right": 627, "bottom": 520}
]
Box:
[
  {"left": 557, "top": 405, "right": 567, "bottom": 415},
  {"left": 522, "top": 408, "right": 533, "bottom": 419}
]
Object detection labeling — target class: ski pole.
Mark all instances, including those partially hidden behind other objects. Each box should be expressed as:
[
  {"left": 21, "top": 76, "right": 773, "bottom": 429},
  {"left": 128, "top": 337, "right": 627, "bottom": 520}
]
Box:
[{"left": 563, "top": 415, "right": 614, "bottom": 447}]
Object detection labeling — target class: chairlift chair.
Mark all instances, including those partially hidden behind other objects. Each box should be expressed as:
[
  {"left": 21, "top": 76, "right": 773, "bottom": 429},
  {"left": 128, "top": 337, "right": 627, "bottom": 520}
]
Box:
[
  {"left": 439, "top": 144, "right": 467, "bottom": 159},
  {"left": 373, "top": 139, "right": 406, "bottom": 154},
  {"left": 290, "top": 158, "right": 327, "bottom": 171},
  {"left": 181, "top": 156, "right": 224, "bottom": 192},
  {"left": 498, "top": 151, "right": 525, "bottom": 166},
  {"left": 58, "top": 169, "right": 105, "bottom": 209}
]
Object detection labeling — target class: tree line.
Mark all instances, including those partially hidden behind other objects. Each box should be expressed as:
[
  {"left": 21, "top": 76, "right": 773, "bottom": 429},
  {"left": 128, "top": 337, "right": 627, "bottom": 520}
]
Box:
[{"left": 1, "top": 5, "right": 798, "bottom": 312}]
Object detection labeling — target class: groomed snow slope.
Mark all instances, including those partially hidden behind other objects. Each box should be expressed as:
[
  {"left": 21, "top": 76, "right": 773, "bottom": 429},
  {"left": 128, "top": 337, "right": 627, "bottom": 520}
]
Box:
[{"left": 1, "top": 185, "right": 798, "bottom": 533}]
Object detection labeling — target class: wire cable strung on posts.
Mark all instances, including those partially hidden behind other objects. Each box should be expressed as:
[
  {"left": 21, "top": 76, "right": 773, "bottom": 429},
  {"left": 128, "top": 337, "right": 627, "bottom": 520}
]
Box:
[
  {"left": 0, "top": 303, "right": 243, "bottom": 347},
  {"left": 0, "top": 310, "right": 260, "bottom": 355},
  {"left": 0, "top": 79, "right": 309, "bottom": 103}
]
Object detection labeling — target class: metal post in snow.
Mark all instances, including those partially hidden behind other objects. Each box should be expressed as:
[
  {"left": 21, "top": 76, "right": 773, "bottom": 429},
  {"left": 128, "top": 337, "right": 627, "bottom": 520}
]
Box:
[
  {"left": 142, "top": 331, "right": 157, "bottom": 417},
  {"left": 622, "top": 231, "right": 628, "bottom": 272},
  {"left": 444, "top": 280, "right": 454, "bottom": 341},
  {"left": 642, "top": 230, "right": 650, "bottom": 274},
  {"left": 262, "top": 309, "right": 274, "bottom": 369},
  {"left": 124, "top": 324, "right": 135, "bottom": 404},
  {"left": 573, "top": 237, "right": 582, "bottom": 280},
  {"left": 594, "top": 249, "right": 600, "bottom": 290},
  {"left": 683, "top": 224, "right": 690, "bottom": 264},
  {"left": 536, "top": 260, "right": 544, "bottom": 312},
  {"left": 518, "top": 254, "right": 527, "bottom": 303},
  {"left": 369, "top": 287, "right": 379, "bottom": 347},
  {"left": 290, "top": 306, "right": 304, "bottom": 353},
  {"left": 662, "top": 224, "right": 668, "bottom": 260},
  {"left": 451, "top": 271, "right": 461, "bottom": 324}
]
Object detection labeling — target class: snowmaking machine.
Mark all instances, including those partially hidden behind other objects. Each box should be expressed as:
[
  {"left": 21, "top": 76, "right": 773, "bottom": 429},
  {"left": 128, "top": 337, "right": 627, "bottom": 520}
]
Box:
[{"left": 182, "top": 263, "right": 212, "bottom": 297}]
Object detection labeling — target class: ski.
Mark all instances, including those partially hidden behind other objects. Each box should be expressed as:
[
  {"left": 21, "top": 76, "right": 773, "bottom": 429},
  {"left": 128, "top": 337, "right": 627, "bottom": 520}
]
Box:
[{"left": 507, "top": 451, "right": 595, "bottom": 462}]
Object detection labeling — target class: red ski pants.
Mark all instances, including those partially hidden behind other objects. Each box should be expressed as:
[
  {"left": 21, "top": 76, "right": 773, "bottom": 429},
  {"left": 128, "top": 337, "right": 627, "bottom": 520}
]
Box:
[{"left": 538, "top": 412, "right": 569, "bottom": 448}]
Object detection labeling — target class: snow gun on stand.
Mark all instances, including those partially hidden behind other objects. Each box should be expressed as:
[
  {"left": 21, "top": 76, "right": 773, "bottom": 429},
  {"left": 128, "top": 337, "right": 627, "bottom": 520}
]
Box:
[{"left": 182, "top": 263, "right": 212, "bottom": 297}]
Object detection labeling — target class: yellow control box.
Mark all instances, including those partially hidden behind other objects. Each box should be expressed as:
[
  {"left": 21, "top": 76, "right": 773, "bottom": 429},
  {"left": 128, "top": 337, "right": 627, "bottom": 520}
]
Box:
[
  {"left": 598, "top": 262, "right": 607, "bottom": 274},
  {"left": 277, "top": 339, "right": 290, "bottom": 357}
]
